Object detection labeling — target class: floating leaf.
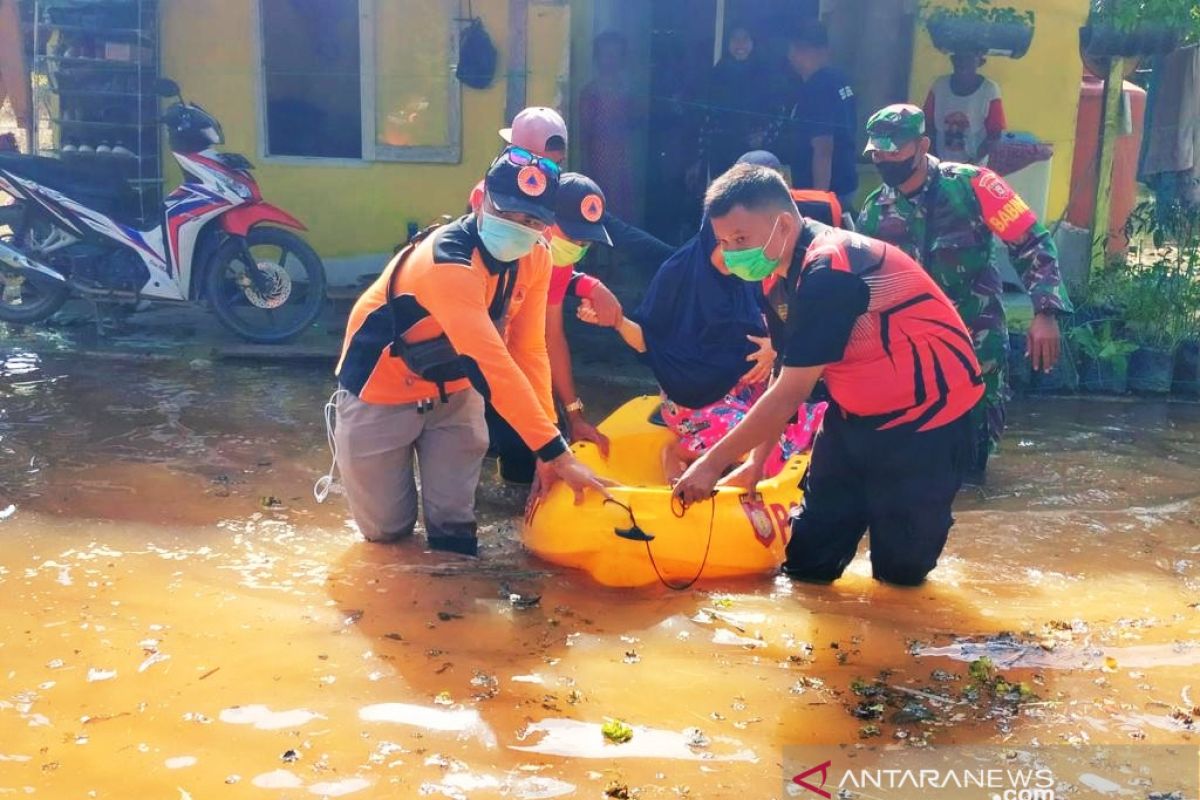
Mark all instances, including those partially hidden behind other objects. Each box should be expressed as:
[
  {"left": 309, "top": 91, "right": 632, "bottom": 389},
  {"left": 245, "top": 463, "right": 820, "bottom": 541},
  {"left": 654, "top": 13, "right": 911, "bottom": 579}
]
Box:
[{"left": 601, "top": 718, "right": 634, "bottom": 744}]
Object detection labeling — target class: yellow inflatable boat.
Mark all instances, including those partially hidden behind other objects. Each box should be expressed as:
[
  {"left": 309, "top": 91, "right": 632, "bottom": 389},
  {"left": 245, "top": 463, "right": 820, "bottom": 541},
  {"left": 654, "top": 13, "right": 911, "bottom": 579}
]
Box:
[{"left": 522, "top": 395, "right": 808, "bottom": 588}]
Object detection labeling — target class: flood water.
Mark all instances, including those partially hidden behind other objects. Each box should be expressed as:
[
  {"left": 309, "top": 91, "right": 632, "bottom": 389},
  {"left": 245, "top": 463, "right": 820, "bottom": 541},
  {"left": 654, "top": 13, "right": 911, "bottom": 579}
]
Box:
[{"left": 1, "top": 331, "right": 1198, "bottom": 798}]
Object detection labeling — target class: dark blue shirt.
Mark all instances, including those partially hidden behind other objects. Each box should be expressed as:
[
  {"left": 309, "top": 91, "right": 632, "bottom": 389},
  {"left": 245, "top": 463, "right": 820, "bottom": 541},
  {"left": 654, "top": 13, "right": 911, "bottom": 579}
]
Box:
[{"left": 783, "top": 65, "right": 858, "bottom": 197}]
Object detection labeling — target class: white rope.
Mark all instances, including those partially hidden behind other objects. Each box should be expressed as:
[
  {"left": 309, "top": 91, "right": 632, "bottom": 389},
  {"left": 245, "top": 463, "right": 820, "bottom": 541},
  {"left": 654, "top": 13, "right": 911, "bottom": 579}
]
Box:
[{"left": 313, "top": 388, "right": 349, "bottom": 504}]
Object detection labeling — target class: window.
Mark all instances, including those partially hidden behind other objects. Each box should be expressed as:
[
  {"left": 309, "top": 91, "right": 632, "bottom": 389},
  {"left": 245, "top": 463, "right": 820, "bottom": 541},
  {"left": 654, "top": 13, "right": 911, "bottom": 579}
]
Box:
[
  {"left": 261, "top": 0, "right": 362, "bottom": 159},
  {"left": 257, "top": 0, "right": 461, "bottom": 163}
]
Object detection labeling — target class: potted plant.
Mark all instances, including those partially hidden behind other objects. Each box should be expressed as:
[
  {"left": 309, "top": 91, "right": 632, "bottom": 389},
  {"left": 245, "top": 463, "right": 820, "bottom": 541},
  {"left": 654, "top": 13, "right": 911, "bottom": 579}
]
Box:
[
  {"left": 1080, "top": 0, "right": 1197, "bottom": 59},
  {"left": 924, "top": 0, "right": 1036, "bottom": 59},
  {"left": 1098, "top": 265, "right": 1195, "bottom": 394},
  {"left": 1123, "top": 194, "right": 1200, "bottom": 395},
  {"left": 1068, "top": 320, "right": 1137, "bottom": 393}
]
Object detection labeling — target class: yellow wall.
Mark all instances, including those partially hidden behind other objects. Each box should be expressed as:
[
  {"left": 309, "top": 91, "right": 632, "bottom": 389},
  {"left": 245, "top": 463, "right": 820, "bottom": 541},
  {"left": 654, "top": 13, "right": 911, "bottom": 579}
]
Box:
[
  {"left": 909, "top": 0, "right": 1090, "bottom": 219},
  {"left": 160, "top": 0, "right": 569, "bottom": 264}
]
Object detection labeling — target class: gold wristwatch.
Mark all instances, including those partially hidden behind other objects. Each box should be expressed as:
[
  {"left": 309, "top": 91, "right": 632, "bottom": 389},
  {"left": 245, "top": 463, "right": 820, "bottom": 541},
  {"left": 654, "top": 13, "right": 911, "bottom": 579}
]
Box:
[{"left": 564, "top": 398, "right": 585, "bottom": 414}]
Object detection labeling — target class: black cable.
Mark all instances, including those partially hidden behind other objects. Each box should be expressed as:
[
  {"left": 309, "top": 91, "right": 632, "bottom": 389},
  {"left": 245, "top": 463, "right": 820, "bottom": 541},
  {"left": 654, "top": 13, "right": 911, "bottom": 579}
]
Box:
[{"left": 605, "top": 497, "right": 716, "bottom": 592}]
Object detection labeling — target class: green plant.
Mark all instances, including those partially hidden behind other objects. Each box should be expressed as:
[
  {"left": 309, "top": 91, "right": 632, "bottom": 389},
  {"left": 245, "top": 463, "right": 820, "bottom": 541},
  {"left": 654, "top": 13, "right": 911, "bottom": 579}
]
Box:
[
  {"left": 1089, "top": 0, "right": 1200, "bottom": 42},
  {"left": 1068, "top": 320, "right": 1138, "bottom": 369},
  {"left": 922, "top": 0, "right": 1035, "bottom": 28}
]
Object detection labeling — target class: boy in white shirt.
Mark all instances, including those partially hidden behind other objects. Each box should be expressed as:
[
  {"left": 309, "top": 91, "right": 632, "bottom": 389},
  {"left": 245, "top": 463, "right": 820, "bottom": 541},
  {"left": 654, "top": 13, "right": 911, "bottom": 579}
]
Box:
[{"left": 923, "top": 51, "right": 1006, "bottom": 165}]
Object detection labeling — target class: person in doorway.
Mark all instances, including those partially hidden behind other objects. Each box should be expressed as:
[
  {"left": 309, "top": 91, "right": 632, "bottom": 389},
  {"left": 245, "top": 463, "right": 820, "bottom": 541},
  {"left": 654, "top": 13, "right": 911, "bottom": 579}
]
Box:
[
  {"left": 774, "top": 20, "right": 858, "bottom": 213},
  {"left": 673, "top": 164, "right": 984, "bottom": 587},
  {"left": 923, "top": 50, "right": 1006, "bottom": 165},
  {"left": 694, "top": 23, "right": 773, "bottom": 181},
  {"left": 579, "top": 32, "right": 638, "bottom": 221},
  {"left": 333, "top": 150, "right": 611, "bottom": 556},
  {"left": 856, "top": 104, "right": 1070, "bottom": 484},
  {"left": 469, "top": 106, "right": 671, "bottom": 482}
]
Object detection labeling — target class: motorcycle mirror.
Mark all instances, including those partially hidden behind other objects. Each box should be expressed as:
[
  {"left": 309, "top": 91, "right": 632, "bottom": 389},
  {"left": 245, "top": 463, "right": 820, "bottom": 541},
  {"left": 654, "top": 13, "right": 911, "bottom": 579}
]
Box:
[{"left": 155, "top": 78, "right": 181, "bottom": 98}]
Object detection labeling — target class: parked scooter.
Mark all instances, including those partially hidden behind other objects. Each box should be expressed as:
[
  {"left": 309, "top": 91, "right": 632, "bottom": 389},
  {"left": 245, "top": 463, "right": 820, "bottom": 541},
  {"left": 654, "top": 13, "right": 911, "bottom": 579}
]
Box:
[{"left": 0, "top": 79, "right": 326, "bottom": 343}]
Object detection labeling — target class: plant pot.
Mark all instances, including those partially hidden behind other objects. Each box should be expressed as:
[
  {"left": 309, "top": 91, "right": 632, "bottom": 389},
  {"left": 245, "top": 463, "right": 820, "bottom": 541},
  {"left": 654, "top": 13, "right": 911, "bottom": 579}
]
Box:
[
  {"left": 1028, "top": 343, "right": 1079, "bottom": 394},
  {"left": 1079, "top": 23, "right": 1180, "bottom": 59},
  {"left": 1078, "top": 355, "right": 1128, "bottom": 394},
  {"left": 929, "top": 17, "right": 1035, "bottom": 58},
  {"left": 1008, "top": 332, "right": 1031, "bottom": 394},
  {"left": 1173, "top": 339, "right": 1200, "bottom": 397},
  {"left": 1127, "top": 346, "right": 1175, "bottom": 394}
]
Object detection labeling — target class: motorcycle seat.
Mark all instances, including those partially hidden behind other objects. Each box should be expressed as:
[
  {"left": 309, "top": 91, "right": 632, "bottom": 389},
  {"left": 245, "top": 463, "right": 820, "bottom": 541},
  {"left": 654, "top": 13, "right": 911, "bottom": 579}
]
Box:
[{"left": 0, "top": 152, "right": 141, "bottom": 224}]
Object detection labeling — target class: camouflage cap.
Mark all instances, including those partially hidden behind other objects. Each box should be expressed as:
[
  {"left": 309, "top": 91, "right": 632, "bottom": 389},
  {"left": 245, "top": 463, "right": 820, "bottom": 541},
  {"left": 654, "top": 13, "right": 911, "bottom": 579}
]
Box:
[{"left": 864, "top": 104, "right": 926, "bottom": 154}]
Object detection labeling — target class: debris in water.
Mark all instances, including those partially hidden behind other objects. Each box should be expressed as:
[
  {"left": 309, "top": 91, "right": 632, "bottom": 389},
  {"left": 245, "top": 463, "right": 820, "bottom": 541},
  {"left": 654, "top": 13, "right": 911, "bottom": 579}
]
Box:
[
  {"left": 604, "top": 781, "right": 632, "bottom": 799},
  {"left": 891, "top": 702, "right": 934, "bottom": 724},
  {"left": 851, "top": 702, "right": 884, "bottom": 721},
  {"left": 507, "top": 591, "right": 542, "bottom": 610},
  {"left": 0, "top": 504, "right": 15, "bottom": 520},
  {"left": 930, "top": 669, "right": 956, "bottom": 682},
  {"left": 280, "top": 749, "right": 300, "bottom": 763},
  {"left": 198, "top": 667, "right": 220, "bottom": 681},
  {"left": 259, "top": 496, "right": 285, "bottom": 510},
  {"left": 433, "top": 691, "right": 454, "bottom": 707},
  {"left": 683, "top": 727, "right": 710, "bottom": 750},
  {"left": 858, "top": 724, "right": 881, "bottom": 738},
  {"left": 86, "top": 668, "right": 117, "bottom": 683},
  {"left": 437, "top": 611, "right": 463, "bottom": 622},
  {"left": 1102, "top": 656, "right": 1119, "bottom": 673},
  {"left": 138, "top": 653, "right": 171, "bottom": 673},
  {"left": 224, "top": 775, "right": 240, "bottom": 785},
  {"left": 623, "top": 650, "right": 640, "bottom": 665},
  {"left": 601, "top": 719, "right": 634, "bottom": 744}
]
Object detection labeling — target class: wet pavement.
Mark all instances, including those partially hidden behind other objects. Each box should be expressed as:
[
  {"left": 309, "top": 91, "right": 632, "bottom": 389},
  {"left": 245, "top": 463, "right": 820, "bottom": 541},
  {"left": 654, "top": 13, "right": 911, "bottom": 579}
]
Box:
[{"left": 1, "top": 321, "right": 1199, "bottom": 799}]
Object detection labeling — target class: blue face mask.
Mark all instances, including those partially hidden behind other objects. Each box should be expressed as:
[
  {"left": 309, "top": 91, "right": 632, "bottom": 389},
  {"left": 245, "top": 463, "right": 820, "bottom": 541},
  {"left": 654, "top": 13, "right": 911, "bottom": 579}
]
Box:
[{"left": 479, "top": 209, "right": 542, "bottom": 262}]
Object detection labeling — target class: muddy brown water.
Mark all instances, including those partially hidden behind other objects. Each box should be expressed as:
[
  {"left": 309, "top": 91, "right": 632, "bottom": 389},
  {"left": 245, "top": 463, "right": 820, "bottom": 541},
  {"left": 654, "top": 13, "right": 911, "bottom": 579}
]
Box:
[{"left": 1, "top": 336, "right": 1198, "bottom": 798}]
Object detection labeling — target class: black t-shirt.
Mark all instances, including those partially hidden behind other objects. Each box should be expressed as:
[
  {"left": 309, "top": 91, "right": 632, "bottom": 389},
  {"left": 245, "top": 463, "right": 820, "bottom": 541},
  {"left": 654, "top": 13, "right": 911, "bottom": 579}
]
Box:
[
  {"left": 782, "top": 266, "right": 869, "bottom": 368},
  {"left": 783, "top": 66, "right": 859, "bottom": 197}
]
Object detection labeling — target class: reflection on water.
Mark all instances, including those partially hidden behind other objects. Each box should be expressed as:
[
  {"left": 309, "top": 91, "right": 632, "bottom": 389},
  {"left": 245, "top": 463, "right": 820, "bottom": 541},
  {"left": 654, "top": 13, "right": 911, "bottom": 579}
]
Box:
[{"left": 1, "top": 333, "right": 1199, "bottom": 797}]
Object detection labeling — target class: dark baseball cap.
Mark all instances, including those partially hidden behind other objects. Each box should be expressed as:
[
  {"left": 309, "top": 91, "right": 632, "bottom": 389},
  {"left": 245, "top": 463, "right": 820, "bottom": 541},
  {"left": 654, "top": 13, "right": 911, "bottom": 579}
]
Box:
[
  {"left": 484, "top": 150, "right": 559, "bottom": 225},
  {"left": 554, "top": 173, "right": 611, "bottom": 245},
  {"left": 736, "top": 150, "right": 784, "bottom": 171}
]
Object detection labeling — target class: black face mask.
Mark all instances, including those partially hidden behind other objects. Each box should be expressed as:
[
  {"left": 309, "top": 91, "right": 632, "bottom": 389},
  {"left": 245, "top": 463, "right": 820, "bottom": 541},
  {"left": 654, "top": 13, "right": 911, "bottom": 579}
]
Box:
[{"left": 876, "top": 154, "right": 919, "bottom": 188}]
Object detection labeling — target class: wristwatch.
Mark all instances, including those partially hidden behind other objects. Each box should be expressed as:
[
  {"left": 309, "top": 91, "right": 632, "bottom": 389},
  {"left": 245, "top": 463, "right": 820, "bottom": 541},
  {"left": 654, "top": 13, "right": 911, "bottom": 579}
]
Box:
[{"left": 564, "top": 398, "right": 585, "bottom": 414}]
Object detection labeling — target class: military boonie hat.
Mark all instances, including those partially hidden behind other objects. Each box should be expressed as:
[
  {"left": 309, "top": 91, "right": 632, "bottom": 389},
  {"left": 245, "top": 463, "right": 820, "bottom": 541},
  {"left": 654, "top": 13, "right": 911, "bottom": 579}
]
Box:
[
  {"left": 864, "top": 104, "right": 926, "bottom": 154},
  {"left": 554, "top": 173, "right": 611, "bottom": 245}
]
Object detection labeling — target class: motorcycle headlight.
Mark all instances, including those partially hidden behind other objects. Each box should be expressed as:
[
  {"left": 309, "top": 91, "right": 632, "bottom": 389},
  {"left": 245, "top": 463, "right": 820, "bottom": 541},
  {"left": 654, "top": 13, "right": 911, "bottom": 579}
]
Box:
[{"left": 232, "top": 182, "right": 254, "bottom": 200}]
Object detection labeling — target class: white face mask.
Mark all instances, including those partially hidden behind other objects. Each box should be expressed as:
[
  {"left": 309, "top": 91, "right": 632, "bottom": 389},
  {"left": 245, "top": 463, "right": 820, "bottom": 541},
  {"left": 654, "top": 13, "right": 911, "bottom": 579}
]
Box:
[{"left": 479, "top": 208, "right": 542, "bottom": 262}]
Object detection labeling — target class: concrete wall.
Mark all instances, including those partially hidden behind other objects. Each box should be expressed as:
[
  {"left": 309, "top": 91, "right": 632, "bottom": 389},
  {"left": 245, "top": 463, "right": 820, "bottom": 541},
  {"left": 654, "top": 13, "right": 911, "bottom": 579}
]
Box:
[
  {"left": 909, "top": 0, "right": 1090, "bottom": 219},
  {"left": 160, "top": 0, "right": 570, "bottom": 282}
]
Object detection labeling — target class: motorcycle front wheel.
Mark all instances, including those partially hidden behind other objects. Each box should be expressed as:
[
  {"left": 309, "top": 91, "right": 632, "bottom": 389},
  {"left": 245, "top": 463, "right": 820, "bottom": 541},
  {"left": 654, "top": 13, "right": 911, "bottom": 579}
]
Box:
[
  {"left": 206, "top": 227, "right": 327, "bottom": 344},
  {"left": 0, "top": 265, "right": 70, "bottom": 325}
]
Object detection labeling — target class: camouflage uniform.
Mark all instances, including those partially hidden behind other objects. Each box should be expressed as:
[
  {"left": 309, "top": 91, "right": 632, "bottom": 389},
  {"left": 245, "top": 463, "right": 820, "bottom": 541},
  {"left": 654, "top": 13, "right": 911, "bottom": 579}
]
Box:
[{"left": 857, "top": 105, "right": 1071, "bottom": 454}]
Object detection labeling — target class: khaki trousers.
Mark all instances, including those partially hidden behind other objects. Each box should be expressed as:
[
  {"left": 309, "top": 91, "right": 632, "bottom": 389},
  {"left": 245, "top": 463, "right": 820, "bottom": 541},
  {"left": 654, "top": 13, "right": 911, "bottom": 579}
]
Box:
[{"left": 334, "top": 389, "right": 489, "bottom": 544}]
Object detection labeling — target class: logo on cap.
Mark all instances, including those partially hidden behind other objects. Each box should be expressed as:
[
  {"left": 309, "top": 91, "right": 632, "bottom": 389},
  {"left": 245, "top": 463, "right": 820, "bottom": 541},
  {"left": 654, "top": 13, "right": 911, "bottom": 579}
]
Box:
[
  {"left": 580, "top": 193, "right": 604, "bottom": 223},
  {"left": 517, "top": 166, "right": 548, "bottom": 197}
]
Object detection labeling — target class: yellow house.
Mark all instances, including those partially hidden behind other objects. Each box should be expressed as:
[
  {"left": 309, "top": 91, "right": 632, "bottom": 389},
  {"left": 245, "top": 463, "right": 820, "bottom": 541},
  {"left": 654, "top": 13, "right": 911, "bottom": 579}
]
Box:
[{"left": 158, "top": 0, "right": 1089, "bottom": 285}]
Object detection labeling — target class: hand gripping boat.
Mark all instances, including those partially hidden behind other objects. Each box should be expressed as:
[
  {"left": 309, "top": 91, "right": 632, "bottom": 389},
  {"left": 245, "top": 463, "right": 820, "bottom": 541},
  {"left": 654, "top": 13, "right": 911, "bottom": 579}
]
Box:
[{"left": 522, "top": 395, "right": 808, "bottom": 588}]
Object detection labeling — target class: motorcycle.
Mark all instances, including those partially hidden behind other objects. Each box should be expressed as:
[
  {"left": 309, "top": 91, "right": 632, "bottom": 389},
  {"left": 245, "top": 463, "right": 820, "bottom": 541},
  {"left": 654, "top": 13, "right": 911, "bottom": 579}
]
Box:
[{"left": 0, "top": 78, "right": 326, "bottom": 343}]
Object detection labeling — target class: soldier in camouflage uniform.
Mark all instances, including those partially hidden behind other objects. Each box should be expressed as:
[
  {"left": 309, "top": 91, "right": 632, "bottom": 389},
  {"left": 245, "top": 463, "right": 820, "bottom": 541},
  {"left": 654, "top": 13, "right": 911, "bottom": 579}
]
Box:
[{"left": 856, "top": 104, "right": 1071, "bottom": 483}]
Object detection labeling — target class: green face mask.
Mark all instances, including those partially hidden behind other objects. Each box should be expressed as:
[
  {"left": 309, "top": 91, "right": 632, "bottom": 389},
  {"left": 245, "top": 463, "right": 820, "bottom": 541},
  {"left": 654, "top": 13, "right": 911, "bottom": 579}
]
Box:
[
  {"left": 550, "top": 235, "right": 590, "bottom": 266},
  {"left": 723, "top": 216, "right": 782, "bottom": 282}
]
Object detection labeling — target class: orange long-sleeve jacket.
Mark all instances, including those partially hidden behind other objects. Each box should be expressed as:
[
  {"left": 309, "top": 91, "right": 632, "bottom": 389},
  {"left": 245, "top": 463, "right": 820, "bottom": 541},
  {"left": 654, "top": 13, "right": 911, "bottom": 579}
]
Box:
[{"left": 336, "top": 215, "right": 566, "bottom": 460}]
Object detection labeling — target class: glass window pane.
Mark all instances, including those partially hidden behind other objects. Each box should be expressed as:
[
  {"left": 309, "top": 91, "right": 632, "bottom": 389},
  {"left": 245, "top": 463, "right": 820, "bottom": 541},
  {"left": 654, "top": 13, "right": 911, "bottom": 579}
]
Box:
[
  {"left": 262, "top": 0, "right": 362, "bottom": 159},
  {"left": 375, "top": 1, "right": 452, "bottom": 151}
]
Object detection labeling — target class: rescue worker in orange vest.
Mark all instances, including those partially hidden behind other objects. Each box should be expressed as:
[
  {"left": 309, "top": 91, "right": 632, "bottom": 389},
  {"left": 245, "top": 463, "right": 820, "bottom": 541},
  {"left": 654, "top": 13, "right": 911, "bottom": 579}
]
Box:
[{"left": 333, "top": 149, "right": 612, "bottom": 556}]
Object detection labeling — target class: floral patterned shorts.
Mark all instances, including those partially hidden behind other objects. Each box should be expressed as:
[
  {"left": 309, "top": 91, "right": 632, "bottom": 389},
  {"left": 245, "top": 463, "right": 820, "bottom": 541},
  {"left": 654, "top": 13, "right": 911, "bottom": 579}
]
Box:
[{"left": 660, "top": 381, "right": 827, "bottom": 478}]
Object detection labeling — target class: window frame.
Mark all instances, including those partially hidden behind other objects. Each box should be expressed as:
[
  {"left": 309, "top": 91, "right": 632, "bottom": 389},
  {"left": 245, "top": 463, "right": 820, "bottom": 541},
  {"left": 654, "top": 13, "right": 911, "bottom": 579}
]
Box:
[{"left": 253, "top": 0, "right": 462, "bottom": 166}]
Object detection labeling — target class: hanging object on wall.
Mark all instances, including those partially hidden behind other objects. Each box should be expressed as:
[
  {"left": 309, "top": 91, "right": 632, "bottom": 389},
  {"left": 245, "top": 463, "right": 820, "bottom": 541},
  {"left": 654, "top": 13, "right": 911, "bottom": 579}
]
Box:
[{"left": 456, "top": 0, "right": 497, "bottom": 90}]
